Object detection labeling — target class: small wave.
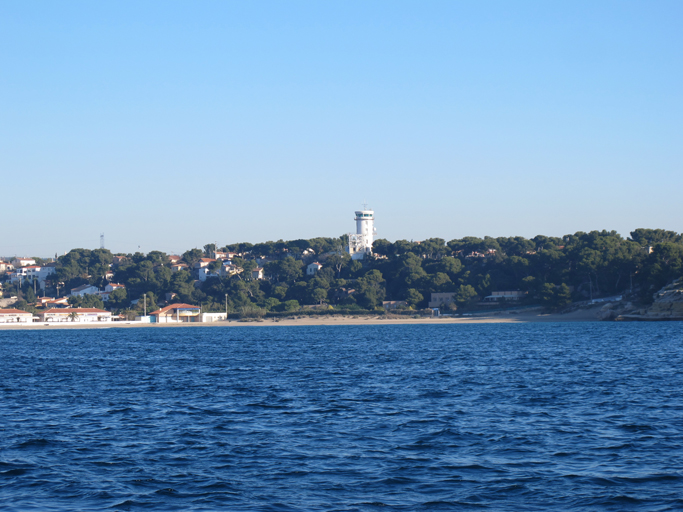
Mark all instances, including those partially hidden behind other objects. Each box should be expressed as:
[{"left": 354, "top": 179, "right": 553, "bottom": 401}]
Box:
[
  {"left": 15, "top": 438, "right": 52, "bottom": 449},
  {"left": 154, "top": 488, "right": 178, "bottom": 495},
  {"left": 615, "top": 474, "right": 683, "bottom": 483},
  {"left": 619, "top": 423, "right": 655, "bottom": 432},
  {"left": 0, "top": 468, "right": 29, "bottom": 477}
]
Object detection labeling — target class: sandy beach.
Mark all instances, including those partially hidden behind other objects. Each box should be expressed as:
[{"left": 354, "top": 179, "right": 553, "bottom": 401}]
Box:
[{"left": 0, "top": 307, "right": 603, "bottom": 329}]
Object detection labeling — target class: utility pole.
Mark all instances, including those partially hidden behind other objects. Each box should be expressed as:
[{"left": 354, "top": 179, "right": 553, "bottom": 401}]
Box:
[
  {"left": 225, "top": 293, "right": 228, "bottom": 318},
  {"left": 144, "top": 293, "right": 147, "bottom": 316}
]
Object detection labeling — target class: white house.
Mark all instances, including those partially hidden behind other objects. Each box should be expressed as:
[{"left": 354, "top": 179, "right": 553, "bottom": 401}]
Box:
[
  {"left": 251, "top": 267, "right": 264, "bottom": 280},
  {"left": 213, "top": 251, "right": 233, "bottom": 260},
  {"left": 70, "top": 284, "right": 100, "bottom": 297},
  {"left": 194, "top": 258, "right": 216, "bottom": 269},
  {"left": 11, "top": 258, "right": 36, "bottom": 268},
  {"left": 9, "top": 265, "right": 56, "bottom": 289},
  {"left": 307, "top": 262, "right": 323, "bottom": 276},
  {"left": 198, "top": 267, "right": 221, "bottom": 282},
  {"left": 0, "top": 261, "right": 14, "bottom": 274},
  {"left": 221, "top": 262, "right": 242, "bottom": 277},
  {"left": 98, "top": 283, "right": 125, "bottom": 301},
  {"left": 0, "top": 308, "right": 34, "bottom": 323}
]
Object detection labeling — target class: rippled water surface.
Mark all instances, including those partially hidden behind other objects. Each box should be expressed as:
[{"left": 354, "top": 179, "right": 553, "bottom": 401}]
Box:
[{"left": 1, "top": 323, "right": 683, "bottom": 511}]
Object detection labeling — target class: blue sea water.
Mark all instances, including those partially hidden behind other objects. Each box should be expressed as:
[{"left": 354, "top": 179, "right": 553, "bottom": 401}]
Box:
[{"left": 1, "top": 323, "right": 682, "bottom": 511}]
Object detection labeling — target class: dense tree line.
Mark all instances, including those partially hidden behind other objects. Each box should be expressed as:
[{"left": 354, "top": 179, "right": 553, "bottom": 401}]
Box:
[{"left": 6, "top": 229, "right": 683, "bottom": 315}]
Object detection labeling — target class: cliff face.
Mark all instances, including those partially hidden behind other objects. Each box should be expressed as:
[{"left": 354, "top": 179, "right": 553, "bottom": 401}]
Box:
[
  {"left": 612, "top": 278, "right": 683, "bottom": 321},
  {"left": 645, "top": 279, "right": 683, "bottom": 318}
]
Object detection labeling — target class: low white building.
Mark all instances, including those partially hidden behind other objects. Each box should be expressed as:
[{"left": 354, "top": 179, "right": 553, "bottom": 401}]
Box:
[
  {"left": 482, "top": 291, "right": 527, "bottom": 303},
  {"left": 0, "top": 308, "right": 34, "bottom": 323},
  {"left": 11, "top": 258, "right": 36, "bottom": 268},
  {"left": 70, "top": 284, "right": 100, "bottom": 297},
  {"left": 201, "top": 312, "right": 228, "bottom": 322},
  {"left": 38, "top": 308, "right": 112, "bottom": 323},
  {"left": 307, "top": 262, "right": 323, "bottom": 276}
]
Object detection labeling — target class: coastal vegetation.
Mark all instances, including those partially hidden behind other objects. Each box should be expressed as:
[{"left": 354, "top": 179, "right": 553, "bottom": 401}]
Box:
[{"left": 5, "top": 229, "right": 683, "bottom": 316}]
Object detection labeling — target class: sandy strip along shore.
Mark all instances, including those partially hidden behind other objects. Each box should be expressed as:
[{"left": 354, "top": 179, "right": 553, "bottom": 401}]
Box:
[{"left": 0, "top": 307, "right": 602, "bottom": 329}]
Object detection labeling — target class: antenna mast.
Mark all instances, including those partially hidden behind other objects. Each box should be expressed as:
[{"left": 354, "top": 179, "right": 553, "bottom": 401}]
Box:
[{"left": 100, "top": 233, "right": 105, "bottom": 249}]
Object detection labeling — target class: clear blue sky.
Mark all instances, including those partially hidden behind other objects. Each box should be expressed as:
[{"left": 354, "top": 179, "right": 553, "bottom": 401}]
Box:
[{"left": 1, "top": 1, "right": 681, "bottom": 257}]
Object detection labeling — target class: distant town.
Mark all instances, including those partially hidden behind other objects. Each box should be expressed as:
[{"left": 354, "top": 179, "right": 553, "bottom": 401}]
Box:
[{"left": 1, "top": 209, "right": 682, "bottom": 324}]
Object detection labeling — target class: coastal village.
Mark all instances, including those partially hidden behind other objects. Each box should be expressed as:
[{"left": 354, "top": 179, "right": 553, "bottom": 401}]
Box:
[{"left": 1, "top": 210, "right": 682, "bottom": 324}]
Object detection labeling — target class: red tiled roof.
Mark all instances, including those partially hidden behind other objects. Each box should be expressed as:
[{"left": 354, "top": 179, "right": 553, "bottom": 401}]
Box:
[
  {"left": 0, "top": 309, "right": 32, "bottom": 315},
  {"left": 150, "top": 303, "right": 200, "bottom": 316}
]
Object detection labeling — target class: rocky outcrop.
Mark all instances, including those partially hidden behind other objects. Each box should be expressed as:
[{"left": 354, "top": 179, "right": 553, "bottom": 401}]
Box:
[
  {"left": 597, "top": 301, "right": 636, "bottom": 321},
  {"left": 614, "top": 278, "right": 683, "bottom": 321},
  {"left": 0, "top": 297, "right": 18, "bottom": 308}
]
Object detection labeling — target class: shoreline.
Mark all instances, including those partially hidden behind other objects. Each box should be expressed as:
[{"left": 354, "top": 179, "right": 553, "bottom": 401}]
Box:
[{"left": 0, "top": 307, "right": 606, "bottom": 329}]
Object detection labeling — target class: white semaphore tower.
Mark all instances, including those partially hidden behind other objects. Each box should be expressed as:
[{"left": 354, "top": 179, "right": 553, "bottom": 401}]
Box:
[{"left": 347, "top": 205, "right": 376, "bottom": 260}]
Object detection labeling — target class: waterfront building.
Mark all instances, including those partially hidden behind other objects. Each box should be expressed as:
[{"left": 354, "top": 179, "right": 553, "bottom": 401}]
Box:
[
  {"left": 149, "top": 303, "right": 201, "bottom": 323},
  {"left": 428, "top": 292, "right": 456, "bottom": 308},
  {"left": 0, "top": 308, "right": 34, "bottom": 323},
  {"left": 38, "top": 308, "right": 112, "bottom": 323}
]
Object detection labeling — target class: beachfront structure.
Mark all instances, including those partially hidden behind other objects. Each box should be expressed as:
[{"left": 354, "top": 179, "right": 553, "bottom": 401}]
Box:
[
  {"left": 149, "top": 303, "right": 201, "bottom": 323},
  {"left": 428, "top": 292, "right": 456, "bottom": 308},
  {"left": 0, "top": 309, "right": 34, "bottom": 323},
  {"left": 382, "top": 301, "right": 408, "bottom": 310},
  {"left": 348, "top": 206, "right": 376, "bottom": 260},
  {"left": 37, "top": 308, "right": 112, "bottom": 323}
]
